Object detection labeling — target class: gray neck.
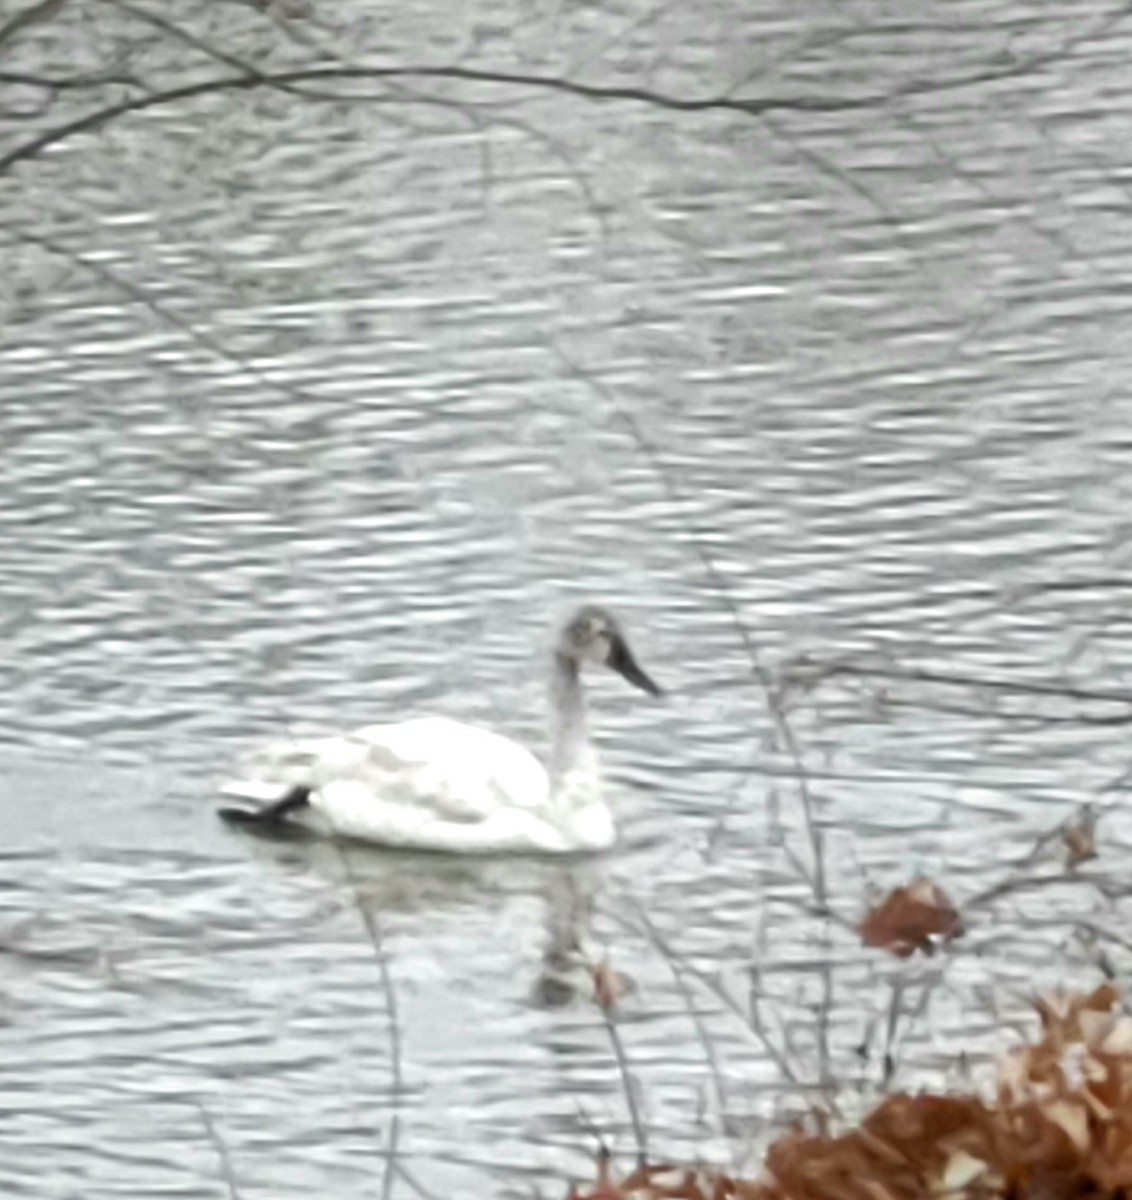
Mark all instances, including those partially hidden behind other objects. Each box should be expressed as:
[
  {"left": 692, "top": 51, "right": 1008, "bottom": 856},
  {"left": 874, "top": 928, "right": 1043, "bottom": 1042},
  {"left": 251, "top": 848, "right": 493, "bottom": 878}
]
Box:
[{"left": 549, "top": 652, "right": 596, "bottom": 790}]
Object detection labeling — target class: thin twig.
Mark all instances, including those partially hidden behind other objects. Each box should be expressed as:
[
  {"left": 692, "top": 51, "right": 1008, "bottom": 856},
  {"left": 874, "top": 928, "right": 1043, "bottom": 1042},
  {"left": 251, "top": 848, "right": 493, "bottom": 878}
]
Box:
[
  {"left": 0, "top": 68, "right": 141, "bottom": 89},
  {"left": 4, "top": 31, "right": 1127, "bottom": 178},
  {"left": 881, "top": 978, "right": 904, "bottom": 1090},
  {"left": 1074, "top": 918, "right": 1132, "bottom": 956},
  {"left": 394, "top": 1160, "right": 444, "bottom": 1200},
  {"left": 631, "top": 905, "right": 732, "bottom": 1154},
  {"left": 335, "top": 845, "right": 402, "bottom": 1200},
  {"left": 97, "top": 0, "right": 388, "bottom": 105},
  {"left": 609, "top": 903, "right": 802, "bottom": 1093},
  {"left": 814, "top": 953, "right": 835, "bottom": 1106},
  {"left": 550, "top": 344, "right": 827, "bottom": 906},
  {"left": 3, "top": 225, "right": 382, "bottom": 429},
  {"left": 597, "top": 1001, "right": 647, "bottom": 1166},
  {"left": 0, "top": 0, "right": 65, "bottom": 49},
  {"left": 785, "top": 653, "right": 1132, "bottom": 711},
  {"left": 196, "top": 1101, "right": 244, "bottom": 1200},
  {"left": 102, "top": 0, "right": 266, "bottom": 77},
  {"left": 965, "top": 866, "right": 1119, "bottom": 912}
]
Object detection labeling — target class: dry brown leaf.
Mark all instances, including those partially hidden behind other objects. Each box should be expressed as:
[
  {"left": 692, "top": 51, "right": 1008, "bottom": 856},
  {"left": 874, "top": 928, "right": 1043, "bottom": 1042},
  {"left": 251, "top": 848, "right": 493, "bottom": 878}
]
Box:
[
  {"left": 591, "top": 960, "right": 631, "bottom": 1012},
  {"left": 1061, "top": 806, "right": 1098, "bottom": 869},
  {"left": 857, "top": 878, "right": 963, "bottom": 958}
]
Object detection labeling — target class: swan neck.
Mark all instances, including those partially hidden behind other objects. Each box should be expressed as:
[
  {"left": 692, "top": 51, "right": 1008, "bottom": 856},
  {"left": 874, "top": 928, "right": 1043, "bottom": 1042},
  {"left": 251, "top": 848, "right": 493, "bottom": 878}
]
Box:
[{"left": 549, "top": 652, "right": 593, "bottom": 788}]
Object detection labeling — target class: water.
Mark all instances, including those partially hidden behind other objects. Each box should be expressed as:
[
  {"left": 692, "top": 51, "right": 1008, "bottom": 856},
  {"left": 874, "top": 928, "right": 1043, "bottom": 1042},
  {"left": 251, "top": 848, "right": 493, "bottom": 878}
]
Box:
[{"left": 4, "top": 1, "right": 1132, "bottom": 1195}]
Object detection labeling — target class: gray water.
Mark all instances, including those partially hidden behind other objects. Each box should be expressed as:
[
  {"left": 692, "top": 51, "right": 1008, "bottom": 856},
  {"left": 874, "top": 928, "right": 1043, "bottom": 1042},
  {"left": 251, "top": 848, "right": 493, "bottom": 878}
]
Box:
[{"left": 4, "top": 1, "right": 1132, "bottom": 1195}]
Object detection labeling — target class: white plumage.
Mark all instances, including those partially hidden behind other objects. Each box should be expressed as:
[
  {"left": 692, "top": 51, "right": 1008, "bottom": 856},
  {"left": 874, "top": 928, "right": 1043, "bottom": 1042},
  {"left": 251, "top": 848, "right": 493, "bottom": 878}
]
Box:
[{"left": 219, "top": 606, "right": 661, "bottom": 854}]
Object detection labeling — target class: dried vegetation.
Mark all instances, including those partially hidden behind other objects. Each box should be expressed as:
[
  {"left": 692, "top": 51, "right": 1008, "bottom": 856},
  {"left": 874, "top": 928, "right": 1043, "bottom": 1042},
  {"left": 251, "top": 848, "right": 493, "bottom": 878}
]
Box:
[
  {"left": 572, "top": 985, "right": 1132, "bottom": 1200},
  {"left": 571, "top": 799, "right": 1132, "bottom": 1200}
]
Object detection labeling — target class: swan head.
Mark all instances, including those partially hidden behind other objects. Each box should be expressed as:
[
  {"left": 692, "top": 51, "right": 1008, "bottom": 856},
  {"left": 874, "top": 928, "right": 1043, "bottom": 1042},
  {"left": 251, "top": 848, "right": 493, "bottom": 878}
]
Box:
[{"left": 558, "top": 605, "right": 662, "bottom": 697}]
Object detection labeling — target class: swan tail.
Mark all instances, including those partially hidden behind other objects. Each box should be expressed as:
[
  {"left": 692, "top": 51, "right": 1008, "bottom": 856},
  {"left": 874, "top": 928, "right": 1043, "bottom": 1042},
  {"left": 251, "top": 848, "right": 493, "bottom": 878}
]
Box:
[
  {"left": 219, "top": 779, "right": 301, "bottom": 804},
  {"left": 217, "top": 784, "right": 312, "bottom": 828}
]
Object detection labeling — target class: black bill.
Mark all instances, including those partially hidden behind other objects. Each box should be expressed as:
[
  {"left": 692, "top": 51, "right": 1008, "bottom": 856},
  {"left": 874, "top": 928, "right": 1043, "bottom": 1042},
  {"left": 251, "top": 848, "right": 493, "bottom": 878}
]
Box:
[{"left": 608, "top": 633, "right": 662, "bottom": 697}]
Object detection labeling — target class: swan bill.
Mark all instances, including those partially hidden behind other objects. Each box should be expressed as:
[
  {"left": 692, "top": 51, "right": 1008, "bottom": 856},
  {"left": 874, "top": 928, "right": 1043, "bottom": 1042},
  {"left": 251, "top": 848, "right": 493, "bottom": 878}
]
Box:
[{"left": 607, "top": 633, "right": 661, "bottom": 697}]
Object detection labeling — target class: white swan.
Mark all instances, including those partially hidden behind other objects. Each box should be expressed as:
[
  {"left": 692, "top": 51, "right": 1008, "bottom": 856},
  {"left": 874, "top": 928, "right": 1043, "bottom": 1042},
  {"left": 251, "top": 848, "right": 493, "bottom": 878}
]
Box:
[{"left": 217, "top": 605, "right": 661, "bottom": 854}]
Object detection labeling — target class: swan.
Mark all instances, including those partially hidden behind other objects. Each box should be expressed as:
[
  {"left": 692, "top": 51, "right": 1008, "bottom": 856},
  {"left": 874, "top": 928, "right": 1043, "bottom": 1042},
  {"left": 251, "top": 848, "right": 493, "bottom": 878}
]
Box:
[{"left": 217, "top": 605, "right": 661, "bottom": 854}]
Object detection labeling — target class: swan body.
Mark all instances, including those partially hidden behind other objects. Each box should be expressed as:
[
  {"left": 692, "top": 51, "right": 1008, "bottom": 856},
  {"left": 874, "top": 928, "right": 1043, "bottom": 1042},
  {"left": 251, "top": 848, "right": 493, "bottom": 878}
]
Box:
[{"left": 219, "top": 606, "right": 660, "bottom": 854}]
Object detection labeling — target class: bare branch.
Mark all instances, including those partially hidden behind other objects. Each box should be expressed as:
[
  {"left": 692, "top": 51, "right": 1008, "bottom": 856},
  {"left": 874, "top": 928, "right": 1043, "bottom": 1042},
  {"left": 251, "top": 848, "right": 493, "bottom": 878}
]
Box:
[
  {"left": 394, "top": 1160, "right": 443, "bottom": 1200},
  {"left": 0, "top": 68, "right": 141, "bottom": 89},
  {"left": 5, "top": 29, "right": 1129, "bottom": 179},
  {"left": 965, "top": 867, "right": 1119, "bottom": 913},
  {"left": 196, "top": 1102, "right": 244, "bottom": 1200},
  {"left": 335, "top": 845, "right": 403, "bottom": 1200},
  {"left": 632, "top": 906, "right": 732, "bottom": 1155},
  {"left": 597, "top": 997, "right": 648, "bottom": 1166},
  {"left": 549, "top": 341, "right": 826, "bottom": 904},
  {"left": 786, "top": 653, "right": 1132, "bottom": 710},
  {"left": 96, "top": 0, "right": 376, "bottom": 104},
  {"left": 0, "top": 0, "right": 66, "bottom": 50},
  {"left": 100, "top": 0, "right": 264, "bottom": 77},
  {"left": 783, "top": 652, "right": 1132, "bottom": 731},
  {"left": 611, "top": 902, "right": 804, "bottom": 1094},
  {"left": 757, "top": 109, "right": 916, "bottom": 253},
  {"left": 3, "top": 224, "right": 383, "bottom": 432},
  {"left": 881, "top": 977, "right": 905, "bottom": 1090}
]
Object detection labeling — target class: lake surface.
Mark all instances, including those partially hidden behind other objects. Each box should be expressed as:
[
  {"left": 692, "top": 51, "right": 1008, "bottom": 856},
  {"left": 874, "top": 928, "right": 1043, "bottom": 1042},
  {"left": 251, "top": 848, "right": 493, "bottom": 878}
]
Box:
[{"left": 4, "top": 1, "right": 1132, "bottom": 1196}]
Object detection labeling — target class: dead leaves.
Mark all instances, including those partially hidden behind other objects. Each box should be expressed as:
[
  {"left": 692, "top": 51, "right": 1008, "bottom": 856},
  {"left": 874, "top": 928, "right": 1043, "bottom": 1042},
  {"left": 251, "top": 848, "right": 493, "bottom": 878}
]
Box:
[
  {"left": 857, "top": 877, "right": 963, "bottom": 959},
  {"left": 856, "top": 808, "right": 1104, "bottom": 962},
  {"left": 757, "top": 1094, "right": 992, "bottom": 1200},
  {"left": 570, "top": 807, "right": 1120, "bottom": 1200},
  {"left": 996, "top": 985, "right": 1132, "bottom": 1193},
  {"left": 570, "top": 1156, "right": 763, "bottom": 1200},
  {"left": 591, "top": 960, "right": 633, "bottom": 1012},
  {"left": 572, "top": 986, "right": 1132, "bottom": 1200},
  {"left": 1061, "top": 807, "right": 1098, "bottom": 870}
]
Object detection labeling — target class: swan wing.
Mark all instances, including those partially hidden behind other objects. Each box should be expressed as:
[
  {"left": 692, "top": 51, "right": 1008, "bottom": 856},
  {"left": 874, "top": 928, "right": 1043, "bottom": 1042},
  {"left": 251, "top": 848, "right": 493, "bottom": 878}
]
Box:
[
  {"left": 343, "top": 716, "right": 549, "bottom": 822},
  {"left": 226, "top": 716, "right": 549, "bottom": 826}
]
